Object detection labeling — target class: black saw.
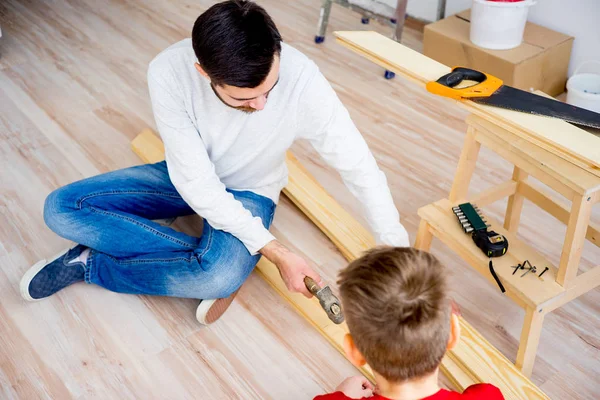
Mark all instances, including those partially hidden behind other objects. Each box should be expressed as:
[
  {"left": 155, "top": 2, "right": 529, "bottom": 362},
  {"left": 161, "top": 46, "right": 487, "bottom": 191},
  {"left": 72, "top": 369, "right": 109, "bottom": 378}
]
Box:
[{"left": 426, "top": 67, "right": 600, "bottom": 130}]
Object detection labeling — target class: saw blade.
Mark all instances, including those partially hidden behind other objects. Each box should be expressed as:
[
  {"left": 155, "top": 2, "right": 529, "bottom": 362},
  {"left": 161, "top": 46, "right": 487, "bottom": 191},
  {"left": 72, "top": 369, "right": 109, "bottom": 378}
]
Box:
[{"left": 471, "top": 85, "right": 600, "bottom": 130}]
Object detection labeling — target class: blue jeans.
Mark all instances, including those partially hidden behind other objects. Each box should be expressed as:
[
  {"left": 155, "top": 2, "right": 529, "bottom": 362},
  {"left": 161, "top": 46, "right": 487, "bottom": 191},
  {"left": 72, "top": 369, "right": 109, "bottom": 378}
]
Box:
[{"left": 43, "top": 161, "right": 276, "bottom": 299}]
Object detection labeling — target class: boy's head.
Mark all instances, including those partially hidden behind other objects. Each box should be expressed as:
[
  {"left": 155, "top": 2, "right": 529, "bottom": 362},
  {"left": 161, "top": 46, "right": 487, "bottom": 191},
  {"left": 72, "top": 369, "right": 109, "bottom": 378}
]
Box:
[{"left": 338, "top": 247, "right": 460, "bottom": 383}]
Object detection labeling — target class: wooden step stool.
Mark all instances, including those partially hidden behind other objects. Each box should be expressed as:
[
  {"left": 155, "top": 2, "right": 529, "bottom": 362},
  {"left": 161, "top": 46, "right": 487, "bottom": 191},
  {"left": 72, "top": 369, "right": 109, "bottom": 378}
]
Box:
[{"left": 415, "top": 114, "right": 600, "bottom": 377}]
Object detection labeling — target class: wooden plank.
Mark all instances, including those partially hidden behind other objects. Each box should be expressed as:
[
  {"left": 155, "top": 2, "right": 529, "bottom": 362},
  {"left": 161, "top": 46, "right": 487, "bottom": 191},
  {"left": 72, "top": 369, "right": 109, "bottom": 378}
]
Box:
[
  {"left": 468, "top": 115, "right": 600, "bottom": 196},
  {"left": 516, "top": 307, "right": 545, "bottom": 378},
  {"left": 440, "top": 355, "right": 478, "bottom": 394},
  {"left": 557, "top": 194, "right": 594, "bottom": 286},
  {"left": 472, "top": 126, "right": 577, "bottom": 200},
  {"left": 449, "top": 127, "right": 481, "bottom": 203},
  {"left": 470, "top": 180, "right": 518, "bottom": 207},
  {"left": 504, "top": 167, "right": 528, "bottom": 234},
  {"left": 593, "top": 189, "right": 600, "bottom": 204},
  {"left": 334, "top": 31, "right": 600, "bottom": 177},
  {"left": 131, "top": 131, "right": 549, "bottom": 399},
  {"left": 414, "top": 219, "right": 433, "bottom": 251},
  {"left": 131, "top": 129, "right": 165, "bottom": 164},
  {"left": 518, "top": 181, "right": 600, "bottom": 248},
  {"left": 449, "top": 315, "right": 548, "bottom": 399},
  {"left": 541, "top": 265, "right": 600, "bottom": 313}
]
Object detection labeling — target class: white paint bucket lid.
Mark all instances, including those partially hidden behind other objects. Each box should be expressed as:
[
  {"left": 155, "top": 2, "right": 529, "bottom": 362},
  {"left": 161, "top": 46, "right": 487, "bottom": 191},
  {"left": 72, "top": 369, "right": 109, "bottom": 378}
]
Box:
[{"left": 566, "top": 61, "right": 600, "bottom": 113}]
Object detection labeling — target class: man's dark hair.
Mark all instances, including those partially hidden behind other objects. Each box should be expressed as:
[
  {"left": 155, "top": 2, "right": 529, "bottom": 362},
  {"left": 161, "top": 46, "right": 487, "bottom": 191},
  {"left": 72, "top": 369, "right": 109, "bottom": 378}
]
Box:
[{"left": 192, "top": 0, "right": 282, "bottom": 88}]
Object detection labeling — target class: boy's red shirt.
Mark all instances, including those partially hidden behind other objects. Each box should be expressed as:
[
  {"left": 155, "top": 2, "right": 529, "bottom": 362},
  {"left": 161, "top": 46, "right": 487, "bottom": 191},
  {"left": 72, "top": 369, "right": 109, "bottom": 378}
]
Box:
[{"left": 314, "top": 384, "right": 504, "bottom": 400}]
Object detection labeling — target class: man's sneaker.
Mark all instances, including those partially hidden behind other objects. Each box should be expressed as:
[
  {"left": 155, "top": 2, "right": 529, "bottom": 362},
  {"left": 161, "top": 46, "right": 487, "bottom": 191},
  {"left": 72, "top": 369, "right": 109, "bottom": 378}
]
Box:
[
  {"left": 196, "top": 289, "right": 240, "bottom": 325},
  {"left": 20, "top": 245, "right": 87, "bottom": 301}
]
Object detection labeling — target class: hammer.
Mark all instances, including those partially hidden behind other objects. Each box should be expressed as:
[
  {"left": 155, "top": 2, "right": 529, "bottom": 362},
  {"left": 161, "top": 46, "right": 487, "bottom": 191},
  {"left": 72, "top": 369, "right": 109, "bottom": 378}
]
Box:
[{"left": 304, "top": 276, "right": 344, "bottom": 324}]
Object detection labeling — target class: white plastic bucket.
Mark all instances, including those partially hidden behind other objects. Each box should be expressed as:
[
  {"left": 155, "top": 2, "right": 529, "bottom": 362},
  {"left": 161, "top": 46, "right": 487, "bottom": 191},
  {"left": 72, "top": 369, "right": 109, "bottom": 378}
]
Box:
[
  {"left": 566, "top": 61, "right": 600, "bottom": 114},
  {"left": 470, "top": 0, "right": 536, "bottom": 50}
]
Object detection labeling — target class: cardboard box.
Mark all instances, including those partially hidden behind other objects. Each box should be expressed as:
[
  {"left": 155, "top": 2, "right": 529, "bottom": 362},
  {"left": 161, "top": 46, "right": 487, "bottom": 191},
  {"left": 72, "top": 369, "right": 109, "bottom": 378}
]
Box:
[{"left": 423, "top": 10, "right": 573, "bottom": 96}]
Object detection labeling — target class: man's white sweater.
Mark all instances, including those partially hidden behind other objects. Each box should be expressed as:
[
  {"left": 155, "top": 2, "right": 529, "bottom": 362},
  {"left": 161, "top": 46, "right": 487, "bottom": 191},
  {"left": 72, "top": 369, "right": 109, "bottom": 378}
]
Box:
[{"left": 148, "top": 39, "right": 409, "bottom": 255}]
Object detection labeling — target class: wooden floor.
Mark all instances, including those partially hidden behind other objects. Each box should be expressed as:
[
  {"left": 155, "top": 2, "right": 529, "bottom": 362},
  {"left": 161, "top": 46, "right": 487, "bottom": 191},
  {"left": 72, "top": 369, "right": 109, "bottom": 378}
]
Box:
[{"left": 0, "top": 0, "right": 598, "bottom": 399}]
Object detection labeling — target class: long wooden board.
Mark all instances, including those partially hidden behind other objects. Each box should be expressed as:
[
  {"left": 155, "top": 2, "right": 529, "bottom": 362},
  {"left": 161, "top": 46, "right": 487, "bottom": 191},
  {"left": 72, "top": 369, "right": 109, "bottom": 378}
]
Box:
[
  {"left": 131, "top": 130, "right": 548, "bottom": 399},
  {"left": 334, "top": 30, "right": 600, "bottom": 177}
]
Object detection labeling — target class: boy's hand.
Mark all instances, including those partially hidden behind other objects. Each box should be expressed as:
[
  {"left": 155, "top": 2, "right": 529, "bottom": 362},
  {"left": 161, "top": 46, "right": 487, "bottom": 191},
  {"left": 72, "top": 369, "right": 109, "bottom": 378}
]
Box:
[
  {"left": 260, "top": 240, "right": 323, "bottom": 298},
  {"left": 335, "top": 376, "right": 374, "bottom": 399}
]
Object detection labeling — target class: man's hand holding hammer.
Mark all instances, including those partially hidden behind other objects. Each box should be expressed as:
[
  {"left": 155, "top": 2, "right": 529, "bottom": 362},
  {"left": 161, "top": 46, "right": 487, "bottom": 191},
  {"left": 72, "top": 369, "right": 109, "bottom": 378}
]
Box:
[
  {"left": 261, "top": 240, "right": 323, "bottom": 298},
  {"left": 262, "top": 239, "right": 345, "bottom": 325}
]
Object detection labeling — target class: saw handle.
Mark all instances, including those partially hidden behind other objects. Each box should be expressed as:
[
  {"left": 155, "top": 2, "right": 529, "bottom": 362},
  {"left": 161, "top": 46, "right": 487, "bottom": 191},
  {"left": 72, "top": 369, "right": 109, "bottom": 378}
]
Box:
[
  {"left": 426, "top": 67, "right": 503, "bottom": 100},
  {"left": 437, "top": 67, "right": 487, "bottom": 87}
]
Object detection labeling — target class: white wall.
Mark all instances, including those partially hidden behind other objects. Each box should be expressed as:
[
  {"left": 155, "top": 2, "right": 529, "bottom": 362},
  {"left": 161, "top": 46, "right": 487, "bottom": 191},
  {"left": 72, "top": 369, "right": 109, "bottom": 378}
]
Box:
[
  {"left": 526, "top": 0, "right": 600, "bottom": 76},
  {"left": 408, "top": 0, "right": 600, "bottom": 76},
  {"left": 407, "top": 1, "right": 441, "bottom": 21},
  {"left": 445, "top": 0, "right": 472, "bottom": 16}
]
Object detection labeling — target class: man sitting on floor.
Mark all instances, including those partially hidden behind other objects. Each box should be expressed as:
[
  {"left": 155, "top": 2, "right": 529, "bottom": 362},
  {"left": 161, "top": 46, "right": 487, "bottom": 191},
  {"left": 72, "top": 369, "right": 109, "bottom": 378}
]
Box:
[{"left": 21, "top": 0, "right": 409, "bottom": 324}]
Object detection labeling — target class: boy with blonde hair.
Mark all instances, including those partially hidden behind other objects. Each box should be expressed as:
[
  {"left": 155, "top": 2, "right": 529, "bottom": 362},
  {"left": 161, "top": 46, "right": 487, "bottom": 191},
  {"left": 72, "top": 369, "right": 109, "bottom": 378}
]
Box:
[{"left": 314, "top": 247, "right": 504, "bottom": 400}]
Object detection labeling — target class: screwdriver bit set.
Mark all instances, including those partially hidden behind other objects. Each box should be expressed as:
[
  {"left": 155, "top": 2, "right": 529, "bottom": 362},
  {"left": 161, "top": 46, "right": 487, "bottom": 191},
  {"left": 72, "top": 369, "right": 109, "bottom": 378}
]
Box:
[{"left": 452, "top": 203, "right": 509, "bottom": 258}]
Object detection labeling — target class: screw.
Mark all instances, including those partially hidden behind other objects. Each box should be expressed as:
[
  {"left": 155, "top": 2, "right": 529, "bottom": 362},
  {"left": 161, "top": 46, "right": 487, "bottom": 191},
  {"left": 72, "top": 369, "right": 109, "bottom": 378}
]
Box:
[
  {"left": 512, "top": 264, "right": 523, "bottom": 275},
  {"left": 521, "top": 266, "right": 537, "bottom": 277},
  {"left": 538, "top": 267, "right": 549, "bottom": 277}
]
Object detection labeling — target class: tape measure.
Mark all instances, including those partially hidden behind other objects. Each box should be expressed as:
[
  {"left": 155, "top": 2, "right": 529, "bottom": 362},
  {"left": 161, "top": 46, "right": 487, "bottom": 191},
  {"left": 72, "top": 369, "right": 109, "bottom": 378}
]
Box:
[
  {"left": 452, "top": 203, "right": 509, "bottom": 257},
  {"left": 472, "top": 229, "right": 508, "bottom": 257}
]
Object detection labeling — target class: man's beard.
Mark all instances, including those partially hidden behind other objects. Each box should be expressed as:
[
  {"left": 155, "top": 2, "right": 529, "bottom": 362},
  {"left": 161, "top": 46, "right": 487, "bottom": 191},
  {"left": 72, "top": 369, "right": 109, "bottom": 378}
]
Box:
[{"left": 211, "top": 83, "right": 258, "bottom": 114}]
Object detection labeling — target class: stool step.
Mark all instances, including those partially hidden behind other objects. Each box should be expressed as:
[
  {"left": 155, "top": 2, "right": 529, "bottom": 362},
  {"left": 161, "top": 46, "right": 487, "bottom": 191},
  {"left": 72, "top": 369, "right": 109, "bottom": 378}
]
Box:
[{"left": 419, "top": 199, "right": 565, "bottom": 308}]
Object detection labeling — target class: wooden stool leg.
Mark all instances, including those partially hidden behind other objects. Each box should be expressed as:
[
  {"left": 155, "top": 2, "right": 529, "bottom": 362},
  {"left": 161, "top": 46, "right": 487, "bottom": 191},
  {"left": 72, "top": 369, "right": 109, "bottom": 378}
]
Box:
[
  {"left": 516, "top": 306, "right": 545, "bottom": 377},
  {"left": 504, "top": 167, "right": 528, "bottom": 234},
  {"left": 414, "top": 219, "right": 433, "bottom": 251},
  {"left": 449, "top": 127, "right": 481, "bottom": 203},
  {"left": 557, "top": 194, "right": 594, "bottom": 286}
]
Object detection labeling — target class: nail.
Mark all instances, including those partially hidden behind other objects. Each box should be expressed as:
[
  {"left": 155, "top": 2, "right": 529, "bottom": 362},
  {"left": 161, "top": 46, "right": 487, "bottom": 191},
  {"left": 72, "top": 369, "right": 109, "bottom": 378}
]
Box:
[
  {"left": 512, "top": 264, "right": 523, "bottom": 275},
  {"left": 521, "top": 266, "right": 536, "bottom": 277}
]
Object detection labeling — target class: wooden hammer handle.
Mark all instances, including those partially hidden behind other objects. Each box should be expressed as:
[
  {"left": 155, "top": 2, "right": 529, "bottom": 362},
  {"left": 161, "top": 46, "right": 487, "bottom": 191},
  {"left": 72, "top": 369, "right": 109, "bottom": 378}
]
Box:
[{"left": 303, "top": 276, "right": 321, "bottom": 296}]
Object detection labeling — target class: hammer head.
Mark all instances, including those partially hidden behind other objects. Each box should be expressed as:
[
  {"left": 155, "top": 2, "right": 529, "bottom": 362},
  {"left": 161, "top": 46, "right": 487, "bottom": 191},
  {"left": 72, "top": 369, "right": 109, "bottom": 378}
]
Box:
[
  {"left": 304, "top": 276, "right": 344, "bottom": 324},
  {"left": 314, "top": 286, "right": 345, "bottom": 324}
]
